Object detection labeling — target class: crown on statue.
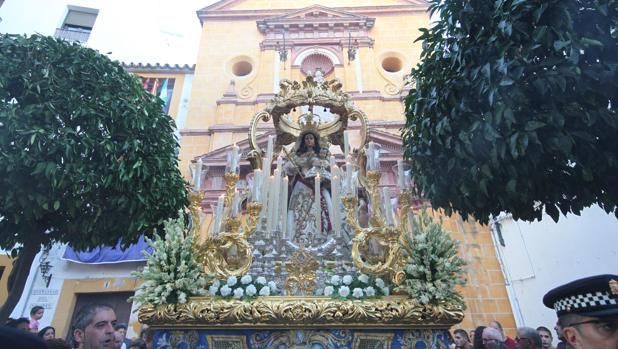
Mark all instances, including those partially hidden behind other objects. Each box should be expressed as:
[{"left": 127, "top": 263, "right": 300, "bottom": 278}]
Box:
[{"left": 298, "top": 109, "right": 321, "bottom": 135}]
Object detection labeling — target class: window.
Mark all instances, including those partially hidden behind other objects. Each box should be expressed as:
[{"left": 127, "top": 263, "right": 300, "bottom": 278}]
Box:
[
  {"left": 55, "top": 6, "right": 98, "bottom": 43},
  {"left": 141, "top": 77, "right": 176, "bottom": 114}
]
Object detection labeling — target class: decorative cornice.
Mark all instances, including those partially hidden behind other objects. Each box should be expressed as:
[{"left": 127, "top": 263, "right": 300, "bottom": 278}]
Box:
[
  {"left": 139, "top": 296, "right": 464, "bottom": 328},
  {"left": 197, "top": 2, "right": 430, "bottom": 23},
  {"left": 122, "top": 62, "right": 195, "bottom": 74},
  {"left": 256, "top": 5, "right": 375, "bottom": 51},
  {"left": 215, "top": 90, "right": 407, "bottom": 106}
]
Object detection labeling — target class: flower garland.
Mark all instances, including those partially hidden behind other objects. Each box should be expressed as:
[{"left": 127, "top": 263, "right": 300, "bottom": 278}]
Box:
[
  {"left": 208, "top": 274, "right": 279, "bottom": 300},
  {"left": 131, "top": 212, "right": 209, "bottom": 305},
  {"left": 322, "top": 273, "right": 390, "bottom": 300},
  {"left": 396, "top": 208, "right": 466, "bottom": 307}
]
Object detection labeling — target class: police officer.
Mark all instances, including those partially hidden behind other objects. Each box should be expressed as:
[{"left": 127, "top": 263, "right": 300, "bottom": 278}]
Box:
[{"left": 543, "top": 274, "right": 618, "bottom": 349}]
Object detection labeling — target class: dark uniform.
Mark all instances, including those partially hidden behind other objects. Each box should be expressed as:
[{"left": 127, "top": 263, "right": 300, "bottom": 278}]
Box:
[{"left": 543, "top": 274, "right": 618, "bottom": 349}]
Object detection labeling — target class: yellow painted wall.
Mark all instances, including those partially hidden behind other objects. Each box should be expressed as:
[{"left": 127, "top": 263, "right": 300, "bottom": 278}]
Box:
[{"left": 442, "top": 214, "right": 518, "bottom": 338}]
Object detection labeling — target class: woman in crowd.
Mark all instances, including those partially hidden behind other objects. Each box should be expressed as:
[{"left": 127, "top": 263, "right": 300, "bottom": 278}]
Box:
[
  {"left": 38, "top": 326, "right": 55, "bottom": 340},
  {"left": 473, "top": 326, "right": 487, "bottom": 349}
]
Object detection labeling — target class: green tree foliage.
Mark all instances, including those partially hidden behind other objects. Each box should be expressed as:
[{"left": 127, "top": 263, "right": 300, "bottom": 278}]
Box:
[
  {"left": 0, "top": 34, "right": 188, "bottom": 318},
  {"left": 403, "top": 0, "right": 618, "bottom": 223}
]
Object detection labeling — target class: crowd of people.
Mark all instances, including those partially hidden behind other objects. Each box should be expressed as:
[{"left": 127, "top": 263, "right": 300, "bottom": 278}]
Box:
[
  {"left": 450, "top": 274, "right": 618, "bottom": 349},
  {"left": 450, "top": 320, "right": 560, "bottom": 349},
  {"left": 1, "top": 274, "right": 616, "bottom": 349},
  {"left": 2, "top": 304, "right": 152, "bottom": 349}
]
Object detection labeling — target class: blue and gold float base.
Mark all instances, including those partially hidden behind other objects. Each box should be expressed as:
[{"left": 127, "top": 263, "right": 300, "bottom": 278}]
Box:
[
  {"left": 153, "top": 328, "right": 450, "bottom": 349},
  {"left": 140, "top": 297, "right": 462, "bottom": 349}
]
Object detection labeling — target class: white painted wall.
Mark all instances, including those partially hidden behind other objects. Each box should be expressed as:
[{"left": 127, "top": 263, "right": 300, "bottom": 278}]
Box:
[
  {"left": 0, "top": 0, "right": 216, "bottom": 65},
  {"left": 493, "top": 205, "right": 618, "bottom": 336},
  {"left": 10, "top": 243, "right": 145, "bottom": 338}
]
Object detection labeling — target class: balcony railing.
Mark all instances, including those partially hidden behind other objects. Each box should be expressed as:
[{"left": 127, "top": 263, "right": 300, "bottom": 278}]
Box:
[{"left": 54, "top": 28, "right": 91, "bottom": 43}]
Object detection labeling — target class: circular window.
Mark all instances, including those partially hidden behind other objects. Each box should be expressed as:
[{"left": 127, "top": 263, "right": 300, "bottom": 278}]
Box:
[
  {"left": 381, "top": 57, "right": 403, "bottom": 73},
  {"left": 232, "top": 61, "right": 253, "bottom": 77}
]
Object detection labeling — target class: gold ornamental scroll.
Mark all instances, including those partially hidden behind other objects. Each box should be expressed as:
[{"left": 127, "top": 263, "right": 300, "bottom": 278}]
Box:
[
  {"left": 247, "top": 77, "right": 369, "bottom": 169},
  {"left": 139, "top": 296, "right": 464, "bottom": 328}
]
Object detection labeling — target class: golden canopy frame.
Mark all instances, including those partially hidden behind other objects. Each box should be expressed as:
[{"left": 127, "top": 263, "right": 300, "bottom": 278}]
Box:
[{"left": 247, "top": 77, "right": 369, "bottom": 168}]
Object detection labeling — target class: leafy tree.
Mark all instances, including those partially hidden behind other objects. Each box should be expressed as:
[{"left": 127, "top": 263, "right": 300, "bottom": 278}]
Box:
[
  {"left": 0, "top": 34, "right": 188, "bottom": 319},
  {"left": 403, "top": 0, "right": 618, "bottom": 223}
]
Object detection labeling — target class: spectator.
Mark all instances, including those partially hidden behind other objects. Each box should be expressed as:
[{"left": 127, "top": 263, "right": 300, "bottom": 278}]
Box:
[
  {"left": 516, "top": 327, "right": 542, "bottom": 349},
  {"left": 46, "top": 338, "right": 72, "bottom": 349},
  {"left": 128, "top": 339, "right": 147, "bottom": 349},
  {"left": 0, "top": 325, "right": 49, "bottom": 349},
  {"left": 29, "top": 305, "right": 45, "bottom": 333},
  {"left": 114, "top": 331, "right": 124, "bottom": 349},
  {"left": 483, "top": 327, "right": 507, "bottom": 349},
  {"left": 453, "top": 329, "right": 473, "bottom": 349},
  {"left": 38, "top": 326, "right": 56, "bottom": 340},
  {"left": 114, "top": 323, "right": 131, "bottom": 349},
  {"left": 553, "top": 321, "right": 571, "bottom": 349},
  {"left": 6, "top": 317, "right": 30, "bottom": 331},
  {"left": 139, "top": 327, "right": 153, "bottom": 349},
  {"left": 71, "top": 303, "right": 117, "bottom": 349},
  {"left": 489, "top": 320, "right": 516, "bottom": 349},
  {"left": 536, "top": 326, "right": 555, "bottom": 349},
  {"left": 543, "top": 274, "right": 618, "bottom": 349},
  {"left": 473, "top": 326, "right": 487, "bottom": 349}
]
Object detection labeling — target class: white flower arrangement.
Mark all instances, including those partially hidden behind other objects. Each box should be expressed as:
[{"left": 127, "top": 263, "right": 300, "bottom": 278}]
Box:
[
  {"left": 322, "top": 273, "right": 390, "bottom": 300},
  {"left": 396, "top": 208, "right": 466, "bottom": 307},
  {"left": 209, "top": 274, "right": 279, "bottom": 300},
  {"left": 130, "top": 212, "right": 209, "bottom": 306}
]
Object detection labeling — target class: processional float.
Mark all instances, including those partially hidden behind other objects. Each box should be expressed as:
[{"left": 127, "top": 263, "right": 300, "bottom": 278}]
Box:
[{"left": 139, "top": 77, "right": 464, "bottom": 349}]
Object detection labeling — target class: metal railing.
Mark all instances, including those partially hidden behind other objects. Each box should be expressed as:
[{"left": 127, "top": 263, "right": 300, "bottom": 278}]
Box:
[{"left": 54, "top": 28, "right": 91, "bottom": 43}]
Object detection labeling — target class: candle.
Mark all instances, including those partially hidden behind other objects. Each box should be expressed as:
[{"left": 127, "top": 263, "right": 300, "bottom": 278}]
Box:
[
  {"left": 315, "top": 173, "right": 321, "bottom": 235},
  {"left": 276, "top": 156, "right": 283, "bottom": 172},
  {"left": 397, "top": 159, "right": 405, "bottom": 189},
  {"left": 194, "top": 158, "right": 203, "bottom": 191},
  {"left": 329, "top": 155, "right": 336, "bottom": 173},
  {"left": 232, "top": 144, "right": 240, "bottom": 174},
  {"left": 231, "top": 190, "right": 240, "bottom": 217},
  {"left": 367, "top": 142, "right": 375, "bottom": 171},
  {"left": 265, "top": 135, "right": 274, "bottom": 175},
  {"left": 345, "top": 161, "right": 353, "bottom": 195},
  {"left": 343, "top": 130, "right": 350, "bottom": 159},
  {"left": 331, "top": 174, "right": 340, "bottom": 234},
  {"left": 266, "top": 175, "right": 275, "bottom": 232},
  {"left": 214, "top": 194, "right": 224, "bottom": 235},
  {"left": 271, "top": 169, "right": 281, "bottom": 231},
  {"left": 260, "top": 171, "right": 270, "bottom": 220},
  {"left": 382, "top": 187, "right": 394, "bottom": 225},
  {"left": 252, "top": 169, "right": 262, "bottom": 202},
  {"left": 280, "top": 176, "right": 289, "bottom": 238}
]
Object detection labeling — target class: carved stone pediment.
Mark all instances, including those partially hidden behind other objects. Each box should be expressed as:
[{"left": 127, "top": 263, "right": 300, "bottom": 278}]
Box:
[
  {"left": 258, "top": 5, "right": 373, "bottom": 25},
  {"left": 257, "top": 5, "right": 375, "bottom": 50}
]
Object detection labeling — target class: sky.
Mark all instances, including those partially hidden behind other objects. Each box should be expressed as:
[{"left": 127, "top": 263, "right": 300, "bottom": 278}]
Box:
[{"left": 0, "top": 0, "right": 219, "bottom": 65}]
